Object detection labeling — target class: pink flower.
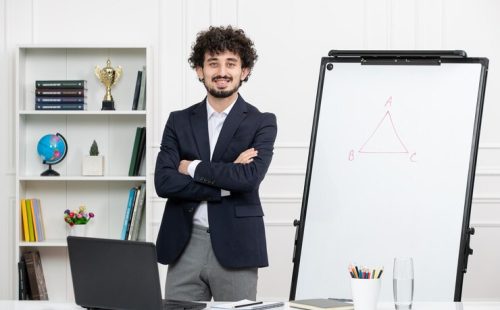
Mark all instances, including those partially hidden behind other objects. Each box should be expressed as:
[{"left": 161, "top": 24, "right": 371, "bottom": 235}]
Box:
[
  {"left": 89, "top": 212, "right": 95, "bottom": 218},
  {"left": 77, "top": 213, "right": 82, "bottom": 218}
]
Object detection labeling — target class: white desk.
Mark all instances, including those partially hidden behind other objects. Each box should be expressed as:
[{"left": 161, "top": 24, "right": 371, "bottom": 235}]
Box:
[{"left": 1, "top": 301, "right": 500, "bottom": 310}]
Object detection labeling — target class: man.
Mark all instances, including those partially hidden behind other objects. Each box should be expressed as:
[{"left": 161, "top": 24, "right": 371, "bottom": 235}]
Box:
[{"left": 154, "top": 26, "right": 277, "bottom": 301}]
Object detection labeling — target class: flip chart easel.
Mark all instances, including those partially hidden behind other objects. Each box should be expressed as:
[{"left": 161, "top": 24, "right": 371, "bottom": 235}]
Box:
[{"left": 290, "top": 50, "right": 488, "bottom": 302}]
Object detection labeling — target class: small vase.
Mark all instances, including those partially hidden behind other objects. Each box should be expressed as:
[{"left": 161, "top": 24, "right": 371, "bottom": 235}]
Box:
[
  {"left": 82, "top": 155, "right": 104, "bottom": 176},
  {"left": 69, "top": 224, "right": 87, "bottom": 237}
]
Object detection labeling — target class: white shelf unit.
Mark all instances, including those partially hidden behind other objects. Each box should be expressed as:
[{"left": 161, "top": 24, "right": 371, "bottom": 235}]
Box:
[{"left": 15, "top": 45, "right": 153, "bottom": 301}]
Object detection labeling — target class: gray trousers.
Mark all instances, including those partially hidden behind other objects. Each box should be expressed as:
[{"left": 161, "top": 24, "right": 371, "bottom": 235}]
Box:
[{"left": 165, "top": 225, "right": 258, "bottom": 301}]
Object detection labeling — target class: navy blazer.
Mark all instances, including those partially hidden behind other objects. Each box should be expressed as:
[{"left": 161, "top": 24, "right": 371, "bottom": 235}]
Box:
[{"left": 154, "top": 95, "right": 277, "bottom": 268}]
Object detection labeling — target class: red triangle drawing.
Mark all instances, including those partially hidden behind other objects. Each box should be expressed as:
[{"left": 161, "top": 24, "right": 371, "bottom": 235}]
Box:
[{"left": 359, "top": 111, "right": 408, "bottom": 153}]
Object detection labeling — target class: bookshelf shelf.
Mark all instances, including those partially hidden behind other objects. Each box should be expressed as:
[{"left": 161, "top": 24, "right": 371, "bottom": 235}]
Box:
[
  {"left": 19, "top": 110, "right": 147, "bottom": 115},
  {"left": 15, "top": 45, "right": 153, "bottom": 302},
  {"left": 19, "top": 176, "right": 147, "bottom": 182},
  {"left": 19, "top": 240, "right": 68, "bottom": 247}
]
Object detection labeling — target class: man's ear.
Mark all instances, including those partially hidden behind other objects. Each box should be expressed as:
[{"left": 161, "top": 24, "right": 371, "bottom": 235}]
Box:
[
  {"left": 241, "top": 68, "right": 250, "bottom": 81},
  {"left": 196, "top": 66, "right": 204, "bottom": 81}
]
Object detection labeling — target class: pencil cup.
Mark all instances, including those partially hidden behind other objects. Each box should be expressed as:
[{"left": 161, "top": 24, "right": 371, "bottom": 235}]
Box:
[{"left": 350, "top": 278, "right": 381, "bottom": 310}]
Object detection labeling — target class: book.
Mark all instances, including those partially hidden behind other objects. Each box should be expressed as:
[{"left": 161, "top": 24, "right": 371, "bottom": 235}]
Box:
[
  {"left": 132, "top": 70, "right": 142, "bottom": 110},
  {"left": 137, "top": 66, "right": 146, "bottom": 110},
  {"left": 133, "top": 127, "right": 146, "bottom": 176},
  {"left": 20, "top": 199, "right": 29, "bottom": 242},
  {"left": 35, "top": 88, "right": 86, "bottom": 97},
  {"left": 212, "top": 300, "right": 285, "bottom": 310},
  {"left": 128, "top": 127, "right": 142, "bottom": 176},
  {"left": 35, "top": 103, "right": 86, "bottom": 110},
  {"left": 23, "top": 251, "right": 48, "bottom": 300},
  {"left": 130, "top": 183, "right": 146, "bottom": 241},
  {"left": 35, "top": 96, "right": 86, "bottom": 103},
  {"left": 18, "top": 258, "right": 30, "bottom": 300},
  {"left": 26, "top": 199, "right": 39, "bottom": 241},
  {"left": 127, "top": 186, "right": 141, "bottom": 240},
  {"left": 25, "top": 199, "right": 34, "bottom": 242},
  {"left": 36, "top": 199, "right": 47, "bottom": 242},
  {"left": 288, "top": 299, "right": 353, "bottom": 310},
  {"left": 32, "top": 199, "right": 45, "bottom": 242},
  {"left": 35, "top": 80, "right": 87, "bottom": 89},
  {"left": 121, "top": 187, "right": 137, "bottom": 240}
]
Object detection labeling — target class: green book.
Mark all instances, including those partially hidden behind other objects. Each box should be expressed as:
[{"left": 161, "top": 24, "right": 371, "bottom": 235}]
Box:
[
  {"left": 137, "top": 66, "right": 146, "bottom": 110},
  {"left": 25, "top": 199, "right": 34, "bottom": 242},
  {"left": 35, "top": 80, "right": 87, "bottom": 89},
  {"left": 128, "top": 127, "right": 142, "bottom": 176},
  {"left": 289, "top": 299, "right": 353, "bottom": 310},
  {"left": 133, "top": 127, "right": 146, "bottom": 176}
]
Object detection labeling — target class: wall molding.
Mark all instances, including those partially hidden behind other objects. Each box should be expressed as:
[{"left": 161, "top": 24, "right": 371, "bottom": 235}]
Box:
[
  {"left": 150, "top": 195, "right": 500, "bottom": 205},
  {"left": 475, "top": 167, "right": 500, "bottom": 176},
  {"left": 478, "top": 143, "right": 500, "bottom": 149},
  {"left": 472, "top": 196, "right": 500, "bottom": 204},
  {"left": 469, "top": 221, "right": 500, "bottom": 228},
  {"left": 267, "top": 168, "right": 306, "bottom": 175},
  {"left": 152, "top": 194, "right": 302, "bottom": 204}
]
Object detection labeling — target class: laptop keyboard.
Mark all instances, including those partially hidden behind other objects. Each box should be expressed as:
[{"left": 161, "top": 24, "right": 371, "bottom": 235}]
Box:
[{"left": 162, "top": 300, "right": 207, "bottom": 310}]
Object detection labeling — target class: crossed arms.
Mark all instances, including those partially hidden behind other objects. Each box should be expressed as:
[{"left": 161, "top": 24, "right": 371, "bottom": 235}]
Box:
[{"left": 154, "top": 112, "right": 277, "bottom": 202}]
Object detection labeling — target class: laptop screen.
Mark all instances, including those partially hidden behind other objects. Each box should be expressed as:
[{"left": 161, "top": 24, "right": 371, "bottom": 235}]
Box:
[{"left": 67, "top": 236, "right": 164, "bottom": 310}]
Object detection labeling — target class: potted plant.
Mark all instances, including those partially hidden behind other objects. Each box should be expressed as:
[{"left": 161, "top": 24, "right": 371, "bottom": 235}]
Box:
[
  {"left": 82, "top": 140, "right": 104, "bottom": 175},
  {"left": 64, "top": 206, "right": 95, "bottom": 237}
]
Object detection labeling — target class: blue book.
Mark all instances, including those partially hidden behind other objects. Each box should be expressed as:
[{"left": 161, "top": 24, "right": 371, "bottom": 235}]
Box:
[
  {"left": 35, "top": 80, "right": 87, "bottom": 89},
  {"left": 32, "top": 199, "right": 44, "bottom": 242},
  {"left": 35, "top": 96, "right": 86, "bottom": 103},
  {"left": 121, "top": 188, "right": 137, "bottom": 240},
  {"left": 35, "top": 103, "right": 86, "bottom": 110}
]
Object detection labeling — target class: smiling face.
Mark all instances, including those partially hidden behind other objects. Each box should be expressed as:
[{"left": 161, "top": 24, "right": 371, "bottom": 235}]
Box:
[{"left": 196, "top": 50, "right": 250, "bottom": 100}]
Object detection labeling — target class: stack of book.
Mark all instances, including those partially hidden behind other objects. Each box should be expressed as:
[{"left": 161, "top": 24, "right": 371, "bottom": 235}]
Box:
[
  {"left": 20, "top": 198, "right": 46, "bottom": 242},
  {"left": 18, "top": 250, "right": 48, "bottom": 300},
  {"left": 35, "top": 80, "right": 87, "bottom": 110},
  {"left": 121, "top": 183, "right": 146, "bottom": 241}
]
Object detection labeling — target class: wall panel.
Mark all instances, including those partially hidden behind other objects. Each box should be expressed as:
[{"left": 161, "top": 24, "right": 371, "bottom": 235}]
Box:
[{"left": 2, "top": 0, "right": 500, "bottom": 301}]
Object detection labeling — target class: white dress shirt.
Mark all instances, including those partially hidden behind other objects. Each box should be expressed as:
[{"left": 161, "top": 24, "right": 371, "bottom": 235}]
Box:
[{"left": 187, "top": 99, "right": 236, "bottom": 227}]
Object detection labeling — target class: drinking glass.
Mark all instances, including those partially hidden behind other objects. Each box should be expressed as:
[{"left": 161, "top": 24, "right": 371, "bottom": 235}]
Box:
[{"left": 393, "top": 257, "right": 414, "bottom": 310}]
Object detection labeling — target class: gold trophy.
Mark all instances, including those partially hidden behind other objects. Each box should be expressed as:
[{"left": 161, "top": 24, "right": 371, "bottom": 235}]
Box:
[{"left": 95, "top": 59, "right": 122, "bottom": 110}]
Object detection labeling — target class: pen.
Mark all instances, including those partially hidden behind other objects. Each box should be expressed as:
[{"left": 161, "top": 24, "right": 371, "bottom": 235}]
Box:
[
  {"left": 235, "top": 301, "right": 263, "bottom": 308},
  {"left": 378, "top": 269, "right": 384, "bottom": 279}
]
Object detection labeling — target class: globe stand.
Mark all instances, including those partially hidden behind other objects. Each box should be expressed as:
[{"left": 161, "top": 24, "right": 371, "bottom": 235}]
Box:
[{"left": 41, "top": 164, "right": 60, "bottom": 176}]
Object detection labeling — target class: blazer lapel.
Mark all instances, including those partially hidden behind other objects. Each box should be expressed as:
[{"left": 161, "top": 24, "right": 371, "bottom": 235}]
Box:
[
  {"left": 190, "top": 100, "right": 211, "bottom": 162},
  {"left": 211, "top": 95, "right": 248, "bottom": 162}
]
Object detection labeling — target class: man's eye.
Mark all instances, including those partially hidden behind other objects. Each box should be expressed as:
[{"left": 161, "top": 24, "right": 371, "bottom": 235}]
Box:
[
  {"left": 227, "top": 63, "right": 236, "bottom": 68},
  {"left": 209, "top": 63, "right": 218, "bottom": 67}
]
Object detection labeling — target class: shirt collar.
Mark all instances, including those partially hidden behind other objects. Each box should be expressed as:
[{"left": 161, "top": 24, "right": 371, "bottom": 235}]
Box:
[{"left": 206, "top": 97, "right": 237, "bottom": 119}]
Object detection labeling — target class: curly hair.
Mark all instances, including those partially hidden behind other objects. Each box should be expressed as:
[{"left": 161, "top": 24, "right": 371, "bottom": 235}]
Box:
[{"left": 188, "top": 26, "right": 258, "bottom": 82}]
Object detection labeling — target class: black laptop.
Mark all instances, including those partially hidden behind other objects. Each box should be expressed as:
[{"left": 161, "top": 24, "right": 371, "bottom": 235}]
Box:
[{"left": 67, "top": 236, "right": 206, "bottom": 310}]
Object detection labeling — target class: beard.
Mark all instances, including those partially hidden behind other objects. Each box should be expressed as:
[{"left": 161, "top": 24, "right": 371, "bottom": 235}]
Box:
[{"left": 203, "top": 75, "right": 241, "bottom": 98}]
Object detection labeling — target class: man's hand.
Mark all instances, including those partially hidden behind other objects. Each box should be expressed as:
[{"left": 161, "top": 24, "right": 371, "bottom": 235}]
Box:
[
  {"left": 178, "top": 160, "right": 192, "bottom": 175},
  {"left": 234, "top": 148, "right": 258, "bottom": 164}
]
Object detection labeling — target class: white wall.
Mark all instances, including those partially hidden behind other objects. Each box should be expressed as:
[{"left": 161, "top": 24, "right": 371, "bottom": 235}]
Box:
[{"left": 1, "top": 0, "right": 500, "bottom": 301}]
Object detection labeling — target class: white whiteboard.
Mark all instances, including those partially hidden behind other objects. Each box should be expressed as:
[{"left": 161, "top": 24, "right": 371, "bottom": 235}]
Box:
[{"left": 293, "top": 60, "right": 486, "bottom": 302}]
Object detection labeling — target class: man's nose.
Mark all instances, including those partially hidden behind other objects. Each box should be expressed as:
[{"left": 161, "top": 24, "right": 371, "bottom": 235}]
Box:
[{"left": 217, "top": 65, "right": 227, "bottom": 76}]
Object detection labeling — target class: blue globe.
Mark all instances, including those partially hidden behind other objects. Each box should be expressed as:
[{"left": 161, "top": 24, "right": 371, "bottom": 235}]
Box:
[{"left": 37, "top": 133, "right": 68, "bottom": 176}]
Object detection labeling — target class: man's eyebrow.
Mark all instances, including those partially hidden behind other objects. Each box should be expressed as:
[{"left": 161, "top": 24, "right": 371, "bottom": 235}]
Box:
[{"left": 206, "top": 57, "right": 239, "bottom": 62}]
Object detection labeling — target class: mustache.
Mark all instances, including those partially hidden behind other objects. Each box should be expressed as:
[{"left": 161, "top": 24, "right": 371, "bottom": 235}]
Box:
[{"left": 212, "top": 75, "right": 232, "bottom": 82}]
